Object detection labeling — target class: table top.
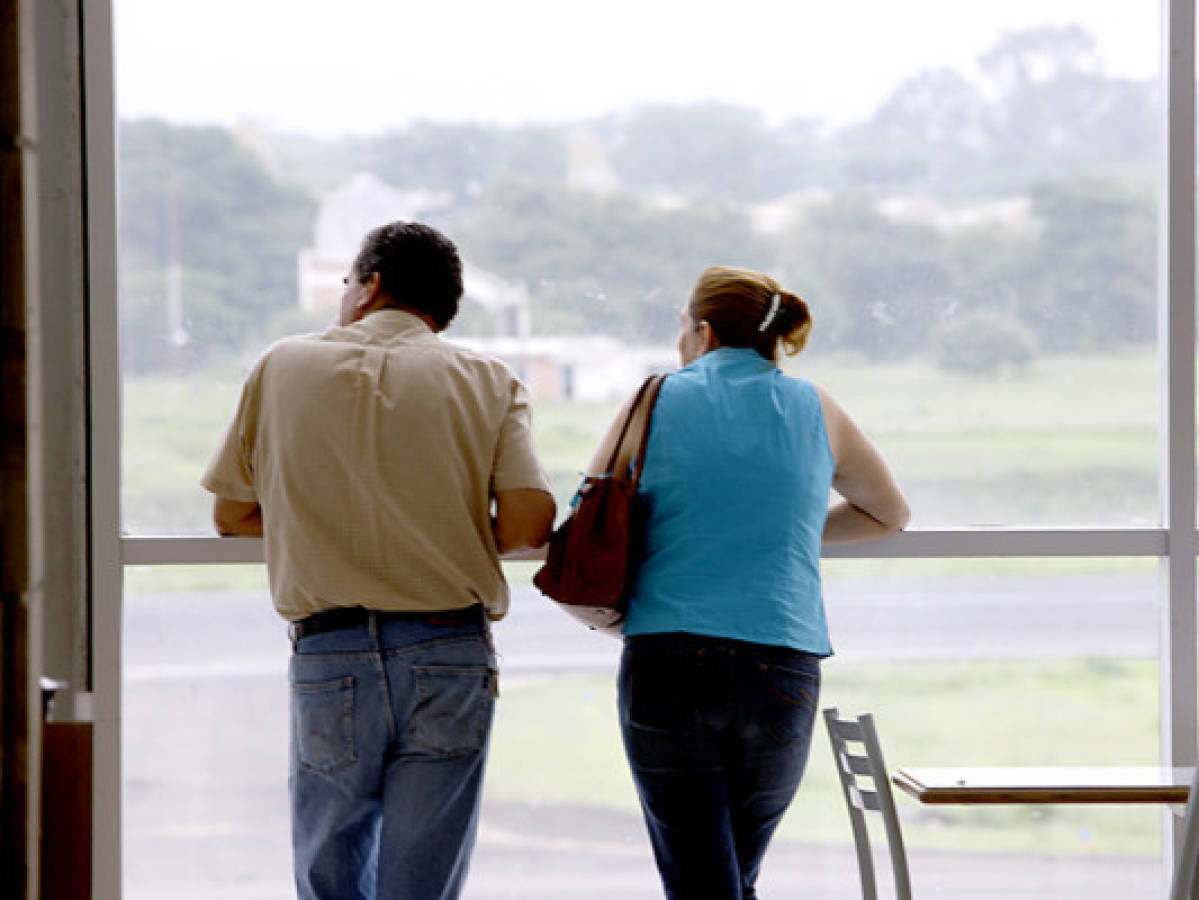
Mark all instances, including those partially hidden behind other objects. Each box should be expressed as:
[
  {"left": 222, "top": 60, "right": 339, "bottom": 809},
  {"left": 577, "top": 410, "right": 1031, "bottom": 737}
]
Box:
[{"left": 893, "top": 766, "right": 1194, "bottom": 805}]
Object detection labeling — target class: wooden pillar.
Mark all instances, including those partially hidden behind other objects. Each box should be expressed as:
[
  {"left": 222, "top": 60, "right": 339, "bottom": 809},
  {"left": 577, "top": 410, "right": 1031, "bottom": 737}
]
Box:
[
  {"left": 40, "top": 722, "right": 92, "bottom": 899},
  {"left": 31, "top": 4, "right": 94, "bottom": 896},
  {"left": 0, "top": 0, "right": 39, "bottom": 895}
]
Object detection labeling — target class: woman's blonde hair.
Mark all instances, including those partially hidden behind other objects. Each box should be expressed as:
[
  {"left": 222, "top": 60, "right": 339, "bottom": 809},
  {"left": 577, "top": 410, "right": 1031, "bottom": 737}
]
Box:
[{"left": 688, "top": 266, "right": 812, "bottom": 361}]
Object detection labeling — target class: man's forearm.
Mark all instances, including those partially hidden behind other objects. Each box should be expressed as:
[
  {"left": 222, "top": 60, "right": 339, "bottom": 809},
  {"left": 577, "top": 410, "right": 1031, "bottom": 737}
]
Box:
[
  {"left": 492, "top": 488, "right": 556, "bottom": 554},
  {"left": 213, "top": 496, "right": 264, "bottom": 537},
  {"left": 219, "top": 508, "right": 263, "bottom": 537}
]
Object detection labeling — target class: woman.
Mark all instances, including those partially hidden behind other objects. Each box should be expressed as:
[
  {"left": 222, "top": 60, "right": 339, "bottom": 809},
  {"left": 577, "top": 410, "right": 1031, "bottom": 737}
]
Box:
[{"left": 591, "top": 266, "right": 909, "bottom": 899}]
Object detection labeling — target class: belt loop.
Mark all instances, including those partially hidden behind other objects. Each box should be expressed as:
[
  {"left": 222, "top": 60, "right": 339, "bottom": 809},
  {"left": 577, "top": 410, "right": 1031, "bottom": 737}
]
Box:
[
  {"left": 481, "top": 613, "right": 497, "bottom": 658},
  {"left": 367, "top": 609, "right": 380, "bottom": 649}
]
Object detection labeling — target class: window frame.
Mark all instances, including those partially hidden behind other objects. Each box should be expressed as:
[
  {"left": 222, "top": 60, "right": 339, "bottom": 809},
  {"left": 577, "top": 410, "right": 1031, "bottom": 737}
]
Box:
[{"left": 85, "top": 1, "right": 1197, "bottom": 896}]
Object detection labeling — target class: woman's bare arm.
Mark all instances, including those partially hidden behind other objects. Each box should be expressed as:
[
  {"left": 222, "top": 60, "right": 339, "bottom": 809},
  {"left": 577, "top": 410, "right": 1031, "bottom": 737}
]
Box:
[
  {"left": 816, "top": 386, "right": 910, "bottom": 545},
  {"left": 584, "top": 391, "right": 641, "bottom": 475}
]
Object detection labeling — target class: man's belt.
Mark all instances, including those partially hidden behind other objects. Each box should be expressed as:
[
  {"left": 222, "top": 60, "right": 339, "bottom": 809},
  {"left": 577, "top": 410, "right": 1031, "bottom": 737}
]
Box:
[{"left": 288, "top": 604, "right": 483, "bottom": 643}]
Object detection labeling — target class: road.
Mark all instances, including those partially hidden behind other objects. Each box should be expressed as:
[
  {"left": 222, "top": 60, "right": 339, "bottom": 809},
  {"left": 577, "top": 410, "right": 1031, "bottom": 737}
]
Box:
[
  {"left": 124, "top": 574, "right": 1160, "bottom": 685},
  {"left": 121, "top": 574, "right": 1163, "bottom": 898}
]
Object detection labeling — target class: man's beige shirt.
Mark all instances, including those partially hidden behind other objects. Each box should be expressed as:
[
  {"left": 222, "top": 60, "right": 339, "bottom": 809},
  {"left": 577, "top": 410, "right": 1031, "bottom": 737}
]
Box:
[{"left": 201, "top": 309, "right": 551, "bottom": 622}]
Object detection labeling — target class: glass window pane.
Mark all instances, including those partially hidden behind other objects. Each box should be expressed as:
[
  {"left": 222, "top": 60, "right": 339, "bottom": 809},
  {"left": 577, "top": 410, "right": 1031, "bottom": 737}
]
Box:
[
  {"left": 122, "top": 566, "right": 290, "bottom": 895},
  {"left": 115, "top": 1, "right": 1160, "bottom": 533},
  {"left": 114, "top": 0, "right": 1170, "bottom": 894},
  {"left": 124, "top": 560, "right": 1162, "bottom": 897},
  {"left": 816, "top": 557, "right": 1163, "bottom": 896}
]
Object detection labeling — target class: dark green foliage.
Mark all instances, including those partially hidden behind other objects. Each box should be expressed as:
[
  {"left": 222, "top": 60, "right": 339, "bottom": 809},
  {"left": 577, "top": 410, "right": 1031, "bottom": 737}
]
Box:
[
  {"left": 459, "top": 178, "right": 773, "bottom": 342},
  {"left": 783, "top": 197, "right": 955, "bottom": 356},
  {"left": 118, "top": 119, "right": 316, "bottom": 371},
  {"left": 832, "top": 25, "right": 1156, "bottom": 198},
  {"left": 116, "top": 25, "right": 1158, "bottom": 369},
  {"left": 1022, "top": 179, "right": 1156, "bottom": 350},
  {"left": 934, "top": 311, "right": 1037, "bottom": 374},
  {"left": 599, "top": 103, "right": 793, "bottom": 202},
  {"left": 368, "top": 121, "right": 567, "bottom": 200}
]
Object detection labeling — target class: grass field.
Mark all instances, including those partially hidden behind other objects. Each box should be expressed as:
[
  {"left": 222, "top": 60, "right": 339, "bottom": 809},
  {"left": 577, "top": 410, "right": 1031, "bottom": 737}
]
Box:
[
  {"left": 484, "top": 658, "right": 1162, "bottom": 858},
  {"left": 123, "top": 347, "right": 1162, "bottom": 536},
  {"left": 122, "top": 350, "right": 1163, "bottom": 601}
]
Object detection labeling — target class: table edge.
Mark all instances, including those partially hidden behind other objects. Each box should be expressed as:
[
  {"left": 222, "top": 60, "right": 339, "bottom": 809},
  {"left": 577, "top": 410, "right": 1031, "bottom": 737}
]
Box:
[{"left": 891, "top": 769, "right": 1190, "bottom": 805}]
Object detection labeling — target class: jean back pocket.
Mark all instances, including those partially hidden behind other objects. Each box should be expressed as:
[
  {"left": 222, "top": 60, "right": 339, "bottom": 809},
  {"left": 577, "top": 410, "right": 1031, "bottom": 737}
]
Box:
[
  {"left": 292, "top": 675, "right": 356, "bottom": 774},
  {"left": 758, "top": 661, "right": 820, "bottom": 746},
  {"left": 407, "top": 665, "right": 494, "bottom": 758}
]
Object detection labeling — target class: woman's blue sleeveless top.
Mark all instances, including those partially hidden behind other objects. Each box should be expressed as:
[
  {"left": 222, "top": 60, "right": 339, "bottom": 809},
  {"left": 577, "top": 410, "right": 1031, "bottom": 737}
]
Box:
[{"left": 623, "top": 347, "right": 836, "bottom": 656}]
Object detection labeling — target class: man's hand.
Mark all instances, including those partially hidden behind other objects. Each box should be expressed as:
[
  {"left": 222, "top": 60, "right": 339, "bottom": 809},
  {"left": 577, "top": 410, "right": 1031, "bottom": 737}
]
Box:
[
  {"left": 213, "top": 496, "right": 263, "bottom": 537},
  {"left": 492, "top": 488, "right": 556, "bottom": 555}
]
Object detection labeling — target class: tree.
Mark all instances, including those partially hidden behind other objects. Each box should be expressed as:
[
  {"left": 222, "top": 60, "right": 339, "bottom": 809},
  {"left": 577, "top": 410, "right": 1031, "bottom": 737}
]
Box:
[
  {"left": 933, "top": 310, "right": 1037, "bottom": 374},
  {"left": 868, "top": 68, "right": 989, "bottom": 152},
  {"left": 599, "top": 102, "right": 791, "bottom": 202},
  {"left": 834, "top": 70, "right": 987, "bottom": 198},
  {"left": 460, "top": 178, "right": 772, "bottom": 341},
  {"left": 368, "top": 121, "right": 566, "bottom": 200},
  {"left": 1021, "top": 178, "right": 1155, "bottom": 350},
  {"left": 977, "top": 26, "right": 1156, "bottom": 181},
  {"left": 836, "top": 25, "right": 1155, "bottom": 198},
  {"left": 781, "top": 196, "right": 954, "bottom": 357},
  {"left": 119, "top": 119, "right": 316, "bottom": 370}
]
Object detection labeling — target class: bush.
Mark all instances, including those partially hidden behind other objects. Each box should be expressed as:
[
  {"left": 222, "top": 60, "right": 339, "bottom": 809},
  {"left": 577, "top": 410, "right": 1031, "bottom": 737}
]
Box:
[{"left": 933, "top": 310, "right": 1037, "bottom": 374}]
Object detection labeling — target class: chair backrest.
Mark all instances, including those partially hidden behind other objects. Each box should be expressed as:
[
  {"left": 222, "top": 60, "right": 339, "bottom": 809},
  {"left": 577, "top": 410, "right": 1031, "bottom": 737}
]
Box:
[
  {"left": 1169, "top": 763, "right": 1199, "bottom": 900},
  {"left": 823, "top": 707, "right": 912, "bottom": 900}
]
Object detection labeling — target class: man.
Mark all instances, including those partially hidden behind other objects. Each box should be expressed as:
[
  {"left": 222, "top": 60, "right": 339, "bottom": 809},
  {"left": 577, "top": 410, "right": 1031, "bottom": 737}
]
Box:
[{"left": 201, "top": 221, "right": 556, "bottom": 899}]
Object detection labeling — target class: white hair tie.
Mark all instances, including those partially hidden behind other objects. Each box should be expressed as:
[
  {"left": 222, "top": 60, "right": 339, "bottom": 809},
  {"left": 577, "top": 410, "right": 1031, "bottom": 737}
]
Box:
[{"left": 758, "top": 293, "right": 781, "bottom": 333}]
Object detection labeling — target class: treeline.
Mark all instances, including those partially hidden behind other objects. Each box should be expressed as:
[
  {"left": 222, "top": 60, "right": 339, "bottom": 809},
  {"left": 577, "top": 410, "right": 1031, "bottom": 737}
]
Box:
[{"left": 118, "top": 24, "right": 1156, "bottom": 373}]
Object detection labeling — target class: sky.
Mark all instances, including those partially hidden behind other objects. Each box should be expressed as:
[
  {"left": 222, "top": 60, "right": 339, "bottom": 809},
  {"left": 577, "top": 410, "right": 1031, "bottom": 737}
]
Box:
[{"left": 113, "top": 0, "right": 1160, "bottom": 135}]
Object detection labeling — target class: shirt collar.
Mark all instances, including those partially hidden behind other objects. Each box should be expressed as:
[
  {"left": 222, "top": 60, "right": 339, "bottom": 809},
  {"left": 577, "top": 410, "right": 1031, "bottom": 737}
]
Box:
[
  {"left": 356, "top": 308, "right": 436, "bottom": 340},
  {"left": 687, "top": 346, "right": 776, "bottom": 373}
]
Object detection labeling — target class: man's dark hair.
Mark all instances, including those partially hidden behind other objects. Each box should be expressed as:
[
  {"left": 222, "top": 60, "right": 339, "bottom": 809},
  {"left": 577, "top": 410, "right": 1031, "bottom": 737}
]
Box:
[{"left": 352, "top": 221, "right": 464, "bottom": 330}]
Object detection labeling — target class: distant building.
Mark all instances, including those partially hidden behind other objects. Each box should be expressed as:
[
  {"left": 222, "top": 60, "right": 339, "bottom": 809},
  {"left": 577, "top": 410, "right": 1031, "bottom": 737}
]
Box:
[
  {"left": 750, "top": 188, "right": 1037, "bottom": 237},
  {"left": 877, "top": 194, "right": 1036, "bottom": 235},
  {"left": 299, "top": 172, "right": 674, "bottom": 402},
  {"left": 750, "top": 187, "right": 835, "bottom": 234},
  {"left": 566, "top": 128, "right": 620, "bottom": 196},
  {"left": 298, "top": 172, "right": 530, "bottom": 338},
  {"left": 454, "top": 334, "right": 675, "bottom": 403}
]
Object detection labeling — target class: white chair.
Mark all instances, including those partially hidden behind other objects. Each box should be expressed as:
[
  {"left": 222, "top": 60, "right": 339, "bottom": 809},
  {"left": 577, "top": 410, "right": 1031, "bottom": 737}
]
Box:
[
  {"left": 823, "top": 708, "right": 912, "bottom": 900},
  {"left": 1169, "top": 763, "right": 1199, "bottom": 899}
]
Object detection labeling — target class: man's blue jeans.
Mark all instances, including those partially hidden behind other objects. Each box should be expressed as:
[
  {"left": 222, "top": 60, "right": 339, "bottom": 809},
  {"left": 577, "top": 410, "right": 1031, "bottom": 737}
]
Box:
[
  {"left": 618, "top": 633, "right": 821, "bottom": 900},
  {"left": 288, "top": 609, "right": 496, "bottom": 900}
]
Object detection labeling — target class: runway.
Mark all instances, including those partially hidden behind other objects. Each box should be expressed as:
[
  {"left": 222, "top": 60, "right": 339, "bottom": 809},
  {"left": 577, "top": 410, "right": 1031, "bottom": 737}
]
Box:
[{"left": 124, "top": 573, "right": 1161, "bottom": 686}]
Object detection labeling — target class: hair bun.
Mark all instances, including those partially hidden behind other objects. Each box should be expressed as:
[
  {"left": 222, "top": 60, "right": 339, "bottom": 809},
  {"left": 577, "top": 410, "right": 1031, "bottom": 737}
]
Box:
[
  {"left": 777, "top": 292, "right": 812, "bottom": 357},
  {"left": 689, "top": 266, "right": 813, "bottom": 361}
]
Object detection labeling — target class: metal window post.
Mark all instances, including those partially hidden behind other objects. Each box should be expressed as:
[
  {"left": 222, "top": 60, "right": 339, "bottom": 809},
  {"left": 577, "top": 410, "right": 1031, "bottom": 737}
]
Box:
[
  {"left": 1160, "top": 0, "right": 1198, "bottom": 869},
  {"left": 80, "top": 1, "right": 1197, "bottom": 895},
  {"left": 80, "top": 0, "right": 122, "bottom": 896}
]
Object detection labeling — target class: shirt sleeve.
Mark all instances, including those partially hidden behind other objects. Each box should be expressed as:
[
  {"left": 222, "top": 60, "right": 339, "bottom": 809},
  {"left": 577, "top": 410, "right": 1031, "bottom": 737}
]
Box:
[
  {"left": 491, "top": 379, "right": 552, "bottom": 494},
  {"left": 200, "top": 364, "right": 262, "bottom": 502}
]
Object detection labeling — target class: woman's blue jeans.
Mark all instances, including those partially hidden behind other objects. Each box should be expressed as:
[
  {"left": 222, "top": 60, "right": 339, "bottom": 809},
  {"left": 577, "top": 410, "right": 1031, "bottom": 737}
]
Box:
[
  {"left": 288, "top": 610, "right": 496, "bottom": 900},
  {"left": 618, "top": 633, "right": 821, "bottom": 900}
]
